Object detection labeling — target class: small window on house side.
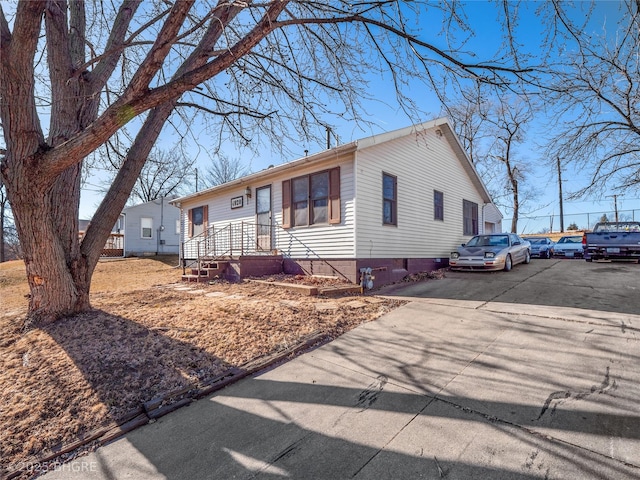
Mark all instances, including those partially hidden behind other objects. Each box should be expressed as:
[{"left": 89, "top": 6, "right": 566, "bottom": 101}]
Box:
[
  {"left": 434, "top": 190, "right": 444, "bottom": 221},
  {"left": 141, "top": 217, "right": 153, "bottom": 239},
  {"left": 383, "top": 173, "right": 397, "bottom": 226},
  {"left": 463, "top": 200, "right": 478, "bottom": 236}
]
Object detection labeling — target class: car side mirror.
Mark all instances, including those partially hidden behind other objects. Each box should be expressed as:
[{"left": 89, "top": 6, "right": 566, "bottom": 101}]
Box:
[
  {"left": 513, "top": 241, "right": 520, "bottom": 245},
  {"left": 461, "top": 243, "right": 466, "bottom": 247}
]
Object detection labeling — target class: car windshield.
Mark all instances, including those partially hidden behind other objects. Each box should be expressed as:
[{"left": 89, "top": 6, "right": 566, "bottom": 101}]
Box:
[
  {"left": 594, "top": 222, "right": 640, "bottom": 232},
  {"left": 558, "top": 236, "right": 582, "bottom": 244},
  {"left": 466, "top": 235, "right": 509, "bottom": 247},
  {"left": 525, "top": 238, "right": 545, "bottom": 244}
]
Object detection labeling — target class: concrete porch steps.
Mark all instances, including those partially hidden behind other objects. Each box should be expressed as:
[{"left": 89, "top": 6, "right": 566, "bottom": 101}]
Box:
[
  {"left": 181, "top": 261, "right": 229, "bottom": 283},
  {"left": 248, "top": 280, "right": 361, "bottom": 297}
]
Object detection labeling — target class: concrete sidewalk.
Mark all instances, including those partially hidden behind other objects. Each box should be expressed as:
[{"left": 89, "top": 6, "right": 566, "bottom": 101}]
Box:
[{"left": 43, "top": 299, "right": 640, "bottom": 479}]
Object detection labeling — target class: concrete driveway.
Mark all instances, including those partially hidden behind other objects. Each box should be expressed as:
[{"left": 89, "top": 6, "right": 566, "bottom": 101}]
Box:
[
  {"left": 379, "top": 257, "right": 640, "bottom": 316},
  {"left": 43, "top": 259, "right": 640, "bottom": 479}
]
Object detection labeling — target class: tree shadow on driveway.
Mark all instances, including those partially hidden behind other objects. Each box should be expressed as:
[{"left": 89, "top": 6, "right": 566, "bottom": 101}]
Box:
[{"left": 376, "top": 259, "right": 640, "bottom": 317}]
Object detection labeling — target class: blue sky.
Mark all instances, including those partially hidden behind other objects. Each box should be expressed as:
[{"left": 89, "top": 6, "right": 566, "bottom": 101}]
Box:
[{"left": 79, "top": 1, "right": 640, "bottom": 233}]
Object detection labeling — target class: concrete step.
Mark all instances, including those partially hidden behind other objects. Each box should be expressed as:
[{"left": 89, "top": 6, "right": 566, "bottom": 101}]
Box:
[{"left": 181, "top": 274, "right": 204, "bottom": 283}]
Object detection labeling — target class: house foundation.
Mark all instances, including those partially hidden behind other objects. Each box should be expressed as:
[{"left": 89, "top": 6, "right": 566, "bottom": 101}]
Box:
[{"left": 284, "top": 257, "right": 450, "bottom": 288}]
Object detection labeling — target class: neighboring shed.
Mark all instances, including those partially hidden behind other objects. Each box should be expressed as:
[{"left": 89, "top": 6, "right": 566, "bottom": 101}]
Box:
[
  {"left": 116, "top": 198, "right": 181, "bottom": 256},
  {"left": 483, "top": 203, "right": 503, "bottom": 233},
  {"left": 172, "top": 118, "right": 502, "bottom": 287}
]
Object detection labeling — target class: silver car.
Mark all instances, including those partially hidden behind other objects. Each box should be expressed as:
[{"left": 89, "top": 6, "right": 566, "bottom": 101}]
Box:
[{"left": 450, "top": 233, "right": 531, "bottom": 271}]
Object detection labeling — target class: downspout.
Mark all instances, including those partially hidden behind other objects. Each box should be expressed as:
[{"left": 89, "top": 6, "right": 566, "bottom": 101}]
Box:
[
  {"left": 159, "top": 196, "right": 165, "bottom": 254},
  {"left": 121, "top": 213, "right": 126, "bottom": 257},
  {"left": 176, "top": 203, "right": 184, "bottom": 269},
  {"left": 482, "top": 203, "right": 487, "bottom": 234}
]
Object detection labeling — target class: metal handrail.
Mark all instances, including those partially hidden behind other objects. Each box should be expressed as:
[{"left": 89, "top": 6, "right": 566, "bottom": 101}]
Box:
[
  {"left": 181, "top": 221, "right": 273, "bottom": 274},
  {"left": 181, "top": 219, "right": 351, "bottom": 283}
]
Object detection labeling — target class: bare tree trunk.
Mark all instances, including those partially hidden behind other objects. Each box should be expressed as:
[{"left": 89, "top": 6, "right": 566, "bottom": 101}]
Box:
[
  {"left": 511, "top": 187, "right": 519, "bottom": 233},
  {"left": 0, "top": 198, "right": 5, "bottom": 263},
  {"left": 9, "top": 169, "right": 91, "bottom": 325}
]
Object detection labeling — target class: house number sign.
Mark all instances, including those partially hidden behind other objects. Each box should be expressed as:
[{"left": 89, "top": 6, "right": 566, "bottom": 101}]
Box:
[{"left": 231, "top": 196, "right": 244, "bottom": 209}]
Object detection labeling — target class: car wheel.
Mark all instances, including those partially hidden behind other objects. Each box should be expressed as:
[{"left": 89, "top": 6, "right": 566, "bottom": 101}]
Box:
[
  {"left": 524, "top": 250, "right": 531, "bottom": 264},
  {"left": 504, "top": 254, "right": 512, "bottom": 272}
]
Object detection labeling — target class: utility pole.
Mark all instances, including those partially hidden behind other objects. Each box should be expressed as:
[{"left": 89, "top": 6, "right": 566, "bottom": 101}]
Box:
[
  {"left": 607, "top": 194, "right": 619, "bottom": 223},
  {"left": 557, "top": 157, "right": 564, "bottom": 233}
]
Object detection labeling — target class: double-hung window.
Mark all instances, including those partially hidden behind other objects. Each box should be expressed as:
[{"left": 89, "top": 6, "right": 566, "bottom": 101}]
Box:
[
  {"left": 434, "top": 190, "right": 444, "bottom": 221},
  {"left": 292, "top": 177, "right": 309, "bottom": 226},
  {"left": 382, "top": 173, "right": 397, "bottom": 226},
  {"left": 282, "top": 167, "right": 340, "bottom": 228},
  {"left": 141, "top": 217, "right": 153, "bottom": 239},
  {"left": 310, "top": 172, "right": 329, "bottom": 224},
  {"left": 463, "top": 200, "right": 478, "bottom": 235}
]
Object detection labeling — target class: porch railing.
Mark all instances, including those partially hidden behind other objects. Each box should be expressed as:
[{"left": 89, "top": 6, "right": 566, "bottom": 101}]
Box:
[
  {"left": 180, "top": 219, "right": 351, "bottom": 283},
  {"left": 181, "top": 221, "right": 272, "bottom": 272}
]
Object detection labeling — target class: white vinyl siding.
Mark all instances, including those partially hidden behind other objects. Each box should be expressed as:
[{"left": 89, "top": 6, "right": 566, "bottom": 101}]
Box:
[
  {"left": 483, "top": 203, "right": 503, "bottom": 232},
  {"left": 174, "top": 119, "right": 498, "bottom": 263},
  {"left": 275, "top": 159, "right": 355, "bottom": 258},
  {"left": 180, "top": 156, "right": 356, "bottom": 259},
  {"left": 120, "top": 198, "right": 181, "bottom": 255},
  {"left": 180, "top": 188, "right": 255, "bottom": 243},
  {"left": 355, "top": 128, "right": 486, "bottom": 258}
]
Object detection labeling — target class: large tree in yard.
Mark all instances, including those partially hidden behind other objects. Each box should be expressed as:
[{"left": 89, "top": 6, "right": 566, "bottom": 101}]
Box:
[{"left": 0, "top": 1, "right": 532, "bottom": 326}]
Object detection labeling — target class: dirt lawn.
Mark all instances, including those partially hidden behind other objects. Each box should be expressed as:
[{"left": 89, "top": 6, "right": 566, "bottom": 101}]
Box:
[{"left": 0, "top": 256, "right": 407, "bottom": 478}]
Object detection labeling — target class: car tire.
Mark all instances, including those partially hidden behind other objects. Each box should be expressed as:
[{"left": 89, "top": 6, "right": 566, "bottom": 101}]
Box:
[
  {"left": 524, "top": 250, "right": 531, "bottom": 264},
  {"left": 504, "top": 254, "right": 512, "bottom": 272}
]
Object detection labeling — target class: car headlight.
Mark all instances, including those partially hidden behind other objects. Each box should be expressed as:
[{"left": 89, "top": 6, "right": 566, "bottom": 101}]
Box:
[
  {"left": 484, "top": 252, "right": 496, "bottom": 259},
  {"left": 450, "top": 252, "right": 460, "bottom": 259}
]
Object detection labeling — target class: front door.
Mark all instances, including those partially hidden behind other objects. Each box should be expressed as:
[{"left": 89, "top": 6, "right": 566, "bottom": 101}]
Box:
[
  {"left": 190, "top": 206, "right": 205, "bottom": 237},
  {"left": 256, "top": 185, "right": 272, "bottom": 251}
]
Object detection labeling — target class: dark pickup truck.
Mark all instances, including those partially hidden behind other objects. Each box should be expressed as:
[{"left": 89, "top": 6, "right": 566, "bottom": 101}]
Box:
[{"left": 582, "top": 221, "right": 640, "bottom": 262}]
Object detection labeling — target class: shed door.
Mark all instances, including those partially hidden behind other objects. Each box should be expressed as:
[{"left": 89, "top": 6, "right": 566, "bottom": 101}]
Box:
[{"left": 256, "top": 185, "right": 272, "bottom": 251}]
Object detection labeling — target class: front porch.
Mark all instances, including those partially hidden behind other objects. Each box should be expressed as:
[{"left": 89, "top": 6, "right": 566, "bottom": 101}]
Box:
[
  {"left": 179, "top": 220, "right": 447, "bottom": 288},
  {"left": 180, "top": 221, "right": 280, "bottom": 282},
  {"left": 181, "top": 254, "right": 285, "bottom": 283}
]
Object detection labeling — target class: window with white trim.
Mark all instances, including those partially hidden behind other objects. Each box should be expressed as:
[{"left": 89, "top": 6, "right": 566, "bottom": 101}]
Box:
[{"left": 141, "top": 217, "right": 153, "bottom": 239}]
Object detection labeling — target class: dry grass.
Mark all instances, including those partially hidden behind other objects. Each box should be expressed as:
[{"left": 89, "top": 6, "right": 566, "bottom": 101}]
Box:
[{"left": 0, "top": 256, "right": 405, "bottom": 478}]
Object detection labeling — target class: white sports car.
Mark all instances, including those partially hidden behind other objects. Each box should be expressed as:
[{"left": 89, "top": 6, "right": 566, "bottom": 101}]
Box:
[{"left": 552, "top": 235, "right": 584, "bottom": 258}]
